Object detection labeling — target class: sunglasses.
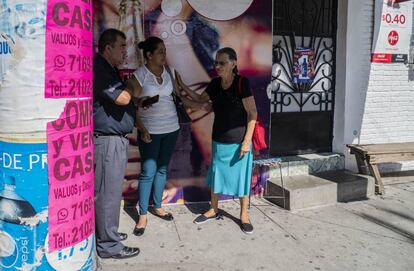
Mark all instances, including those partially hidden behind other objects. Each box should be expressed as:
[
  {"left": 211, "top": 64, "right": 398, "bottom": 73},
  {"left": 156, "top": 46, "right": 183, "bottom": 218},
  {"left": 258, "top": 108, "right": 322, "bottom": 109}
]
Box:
[{"left": 214, "top": 60, "right": 229, "bottom": 66}]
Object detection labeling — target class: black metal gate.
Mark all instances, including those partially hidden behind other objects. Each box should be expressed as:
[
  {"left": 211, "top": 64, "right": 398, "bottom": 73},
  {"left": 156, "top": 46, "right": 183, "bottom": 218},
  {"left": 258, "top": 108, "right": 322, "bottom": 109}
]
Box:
[{"left": 270, "top": 0, "right": 338, "bottom": 156}]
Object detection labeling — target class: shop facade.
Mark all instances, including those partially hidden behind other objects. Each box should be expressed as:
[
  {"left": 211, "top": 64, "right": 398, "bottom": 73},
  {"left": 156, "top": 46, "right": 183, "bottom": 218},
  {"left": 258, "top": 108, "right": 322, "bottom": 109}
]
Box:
[{"left": 270, "top": 0, "right": 414, "bottom": 172}]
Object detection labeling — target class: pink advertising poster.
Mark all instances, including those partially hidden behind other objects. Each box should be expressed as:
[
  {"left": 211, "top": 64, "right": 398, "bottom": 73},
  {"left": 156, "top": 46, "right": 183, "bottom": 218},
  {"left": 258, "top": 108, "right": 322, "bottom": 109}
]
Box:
[
  {"left": 45, "top": 0, "right": 94, "bottom": 252},
  {"left": 45, "top": 0, "right": 93, "bottom": 99},
  {"left": 47, "top": 100, "right": 94, "bottom": 252}
]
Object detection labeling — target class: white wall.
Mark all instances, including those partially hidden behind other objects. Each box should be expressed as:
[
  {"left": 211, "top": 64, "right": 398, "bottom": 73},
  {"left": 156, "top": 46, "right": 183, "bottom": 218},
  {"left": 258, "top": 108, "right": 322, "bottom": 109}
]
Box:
[
  {"left": 332, "top": 0, "right": 348, "bottom": 155},
  {"left": 342, "top": 0, "right": 414, "bottom": 172}
]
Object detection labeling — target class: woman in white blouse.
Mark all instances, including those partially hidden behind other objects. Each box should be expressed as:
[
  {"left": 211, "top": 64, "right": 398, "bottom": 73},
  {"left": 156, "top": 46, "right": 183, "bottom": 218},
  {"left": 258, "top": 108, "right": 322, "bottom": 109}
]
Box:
[{"left": 127, "top": 36, "right": 203, "bottom": 236}]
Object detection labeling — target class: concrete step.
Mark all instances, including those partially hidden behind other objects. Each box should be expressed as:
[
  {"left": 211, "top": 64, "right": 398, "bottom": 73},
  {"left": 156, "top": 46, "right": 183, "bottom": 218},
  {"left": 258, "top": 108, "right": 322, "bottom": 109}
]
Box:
[
  {"left": 266, "top": 152, "right": 345, "bottom": 179},
  {"left": 264, "top": 170, "right": 375, "bottom": 210}
]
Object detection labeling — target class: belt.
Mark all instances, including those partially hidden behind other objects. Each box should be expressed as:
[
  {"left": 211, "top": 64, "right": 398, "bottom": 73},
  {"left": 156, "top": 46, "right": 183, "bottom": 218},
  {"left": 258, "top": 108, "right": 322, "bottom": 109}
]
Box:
[{"left": 93, "top": 133, "right": 128, "bottom": 138}]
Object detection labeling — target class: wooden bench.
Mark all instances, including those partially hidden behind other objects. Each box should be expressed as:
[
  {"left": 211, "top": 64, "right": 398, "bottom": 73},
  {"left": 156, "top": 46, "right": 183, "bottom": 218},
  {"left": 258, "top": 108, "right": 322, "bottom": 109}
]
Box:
[{"left": 347, "top": 143, "right": 414, "bottom": 195}]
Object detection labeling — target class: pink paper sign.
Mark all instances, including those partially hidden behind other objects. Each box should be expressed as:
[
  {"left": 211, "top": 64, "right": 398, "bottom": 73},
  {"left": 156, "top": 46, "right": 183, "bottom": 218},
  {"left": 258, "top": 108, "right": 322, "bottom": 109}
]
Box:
[
  {"left": 45, "top": 0, "right": 94, "bottom": 252},
  {"left": 47, "top": 99, "right": 94, "bottom": 252},
  {"left": 45, "top": 0, "right": 93, "bottom": 99}
]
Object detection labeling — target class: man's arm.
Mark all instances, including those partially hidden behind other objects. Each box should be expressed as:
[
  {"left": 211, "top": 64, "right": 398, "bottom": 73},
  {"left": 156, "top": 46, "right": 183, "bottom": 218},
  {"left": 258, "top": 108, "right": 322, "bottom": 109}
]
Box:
[
  {"left": 98, "top": 77, "right": 141, "bottom": 106},
  {"left": 114, "top": 89, "right": 133, "bottom": 105}
]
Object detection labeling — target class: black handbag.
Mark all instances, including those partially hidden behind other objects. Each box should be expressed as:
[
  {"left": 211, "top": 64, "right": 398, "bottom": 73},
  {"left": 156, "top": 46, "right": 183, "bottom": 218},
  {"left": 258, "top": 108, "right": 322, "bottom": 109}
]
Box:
[{"left": 165, "top": 65, "right": 192, "bottom": 124}]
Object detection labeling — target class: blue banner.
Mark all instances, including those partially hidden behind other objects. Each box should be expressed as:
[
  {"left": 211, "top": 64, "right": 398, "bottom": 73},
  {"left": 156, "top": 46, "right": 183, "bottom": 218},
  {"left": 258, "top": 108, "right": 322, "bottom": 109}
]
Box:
[{"left": 0, "top": 141, "right": 94, "bottom": 270}]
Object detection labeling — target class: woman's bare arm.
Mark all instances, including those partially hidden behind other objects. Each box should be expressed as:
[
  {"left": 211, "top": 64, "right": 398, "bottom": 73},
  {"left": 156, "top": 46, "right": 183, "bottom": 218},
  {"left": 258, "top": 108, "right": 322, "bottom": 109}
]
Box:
[
  {"left": 171, "top": 71, "right": 211, "bottom": 110},
  {"left": 175, "top": 71, "right": 210, "bottom": 104}
]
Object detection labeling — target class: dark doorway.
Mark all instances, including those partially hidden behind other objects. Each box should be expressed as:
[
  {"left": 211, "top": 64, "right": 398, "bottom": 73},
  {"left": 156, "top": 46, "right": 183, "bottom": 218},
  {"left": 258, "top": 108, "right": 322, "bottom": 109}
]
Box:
[{"left": 270, "top": 0, "right": 338, "bottom": 156}]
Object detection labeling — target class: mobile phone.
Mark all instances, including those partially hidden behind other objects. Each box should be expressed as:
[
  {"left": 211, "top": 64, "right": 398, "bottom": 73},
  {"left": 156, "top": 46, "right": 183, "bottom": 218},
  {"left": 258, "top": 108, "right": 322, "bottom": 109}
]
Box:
[{"left": 141, "top": 95, "right": 159, "bottom": 107}]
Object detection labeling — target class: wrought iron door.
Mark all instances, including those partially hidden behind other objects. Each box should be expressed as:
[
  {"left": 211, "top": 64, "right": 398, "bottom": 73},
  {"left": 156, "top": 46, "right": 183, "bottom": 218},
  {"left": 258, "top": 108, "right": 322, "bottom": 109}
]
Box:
[{"left": 270, "top": 0, "right": 338, "bottom": 156}]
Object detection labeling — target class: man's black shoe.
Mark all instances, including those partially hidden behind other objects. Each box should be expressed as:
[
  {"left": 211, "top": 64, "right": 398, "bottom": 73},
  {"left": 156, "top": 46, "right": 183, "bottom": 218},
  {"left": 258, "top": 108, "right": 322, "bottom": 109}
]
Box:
[
  {"left": 107, "top": 247, "right": 140, "bottom": 259},
  {"left": 119, "top": 232, "right": 128, "bottom": 241}
]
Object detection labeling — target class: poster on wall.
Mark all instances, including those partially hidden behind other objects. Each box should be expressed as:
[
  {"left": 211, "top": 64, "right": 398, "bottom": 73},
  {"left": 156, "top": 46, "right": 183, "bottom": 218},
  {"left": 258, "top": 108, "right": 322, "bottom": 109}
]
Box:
[
  {"left": 372, "top": 0, "right": 413, "bottom": 63},
  {"left": 94, "top": 0, "right": 273, "bottom": 204},
  {"left": 292, "top": 48, "right": 316, "bottom": 84}
]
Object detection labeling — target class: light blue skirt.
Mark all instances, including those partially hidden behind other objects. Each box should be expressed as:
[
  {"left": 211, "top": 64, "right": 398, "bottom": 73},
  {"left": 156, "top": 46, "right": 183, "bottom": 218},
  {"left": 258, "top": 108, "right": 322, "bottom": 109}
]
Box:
[{"left": 205, "top": 141, "right": 253, "bottom": 197}]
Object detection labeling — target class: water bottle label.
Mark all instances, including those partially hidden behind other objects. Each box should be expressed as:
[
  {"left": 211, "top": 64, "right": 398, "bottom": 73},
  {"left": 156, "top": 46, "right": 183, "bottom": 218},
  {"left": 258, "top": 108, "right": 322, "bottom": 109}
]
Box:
[
  {"left": 0, "top": 230, "right": 19, "bottom": 268},
  {"left": 0, "top": 224, "right": 36, "bottom": 269}
]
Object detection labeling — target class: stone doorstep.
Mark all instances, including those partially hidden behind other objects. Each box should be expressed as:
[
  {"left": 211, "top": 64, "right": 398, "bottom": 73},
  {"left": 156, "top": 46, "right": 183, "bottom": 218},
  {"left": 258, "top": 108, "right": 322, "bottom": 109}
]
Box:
[
  {"left": 264, "top": 170, "right": 375, "bottom": 210},
  {"left": 267, "top": 152, "right": 345, "bottom": 178}
]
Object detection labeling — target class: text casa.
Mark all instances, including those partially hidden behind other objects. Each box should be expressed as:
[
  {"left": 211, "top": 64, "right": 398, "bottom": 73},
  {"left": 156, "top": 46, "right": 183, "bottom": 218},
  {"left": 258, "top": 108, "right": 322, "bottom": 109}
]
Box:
[{"left": 52, "top": 2, "right": 91, "bottom": 31}]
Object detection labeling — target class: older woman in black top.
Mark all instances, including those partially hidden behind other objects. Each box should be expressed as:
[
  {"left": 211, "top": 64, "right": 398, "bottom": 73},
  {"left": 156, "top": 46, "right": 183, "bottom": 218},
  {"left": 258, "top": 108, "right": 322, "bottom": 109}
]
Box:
[{"left": 183, "top": 47, "right": 257, "bottom": 234}]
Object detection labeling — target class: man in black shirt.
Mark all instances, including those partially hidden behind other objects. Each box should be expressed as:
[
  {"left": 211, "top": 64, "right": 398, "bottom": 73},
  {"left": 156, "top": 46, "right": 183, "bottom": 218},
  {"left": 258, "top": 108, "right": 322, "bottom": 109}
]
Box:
[{"left": 93, "top": 29, "right": 139, "bottom": 259}]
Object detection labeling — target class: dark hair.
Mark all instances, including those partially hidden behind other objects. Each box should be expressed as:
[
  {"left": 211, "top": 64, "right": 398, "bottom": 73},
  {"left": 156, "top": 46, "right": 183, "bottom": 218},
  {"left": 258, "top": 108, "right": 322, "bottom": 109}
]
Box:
[
  {"left": 138, "top": 36, "right": 164, "bottom": 60},
  {"left": 98, "top": 29, "right": 126, "bottom": 54},
  {"left": 217, "top": 47, "right": 238, "bottom": 74}
]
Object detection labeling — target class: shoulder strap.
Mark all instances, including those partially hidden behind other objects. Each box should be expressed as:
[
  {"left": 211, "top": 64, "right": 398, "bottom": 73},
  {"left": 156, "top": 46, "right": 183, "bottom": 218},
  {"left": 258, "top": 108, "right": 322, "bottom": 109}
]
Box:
[
  {"left": 164, "top": 65, "right": 173, "bottom": 79},
  {"left": 165, "top": 65, "right": 178, "bottom": 95}
]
